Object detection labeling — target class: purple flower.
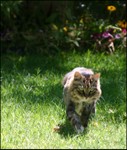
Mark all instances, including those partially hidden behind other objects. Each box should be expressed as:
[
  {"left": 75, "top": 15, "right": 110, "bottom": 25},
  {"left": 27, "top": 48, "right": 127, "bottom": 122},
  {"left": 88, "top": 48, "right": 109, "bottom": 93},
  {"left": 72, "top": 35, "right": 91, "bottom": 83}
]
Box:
[
  {"left": 115, "top": 34, "right": 121, "bottom": 39},
  {"left": 102, "top": 32, "right": 113, "bottom": 38}
]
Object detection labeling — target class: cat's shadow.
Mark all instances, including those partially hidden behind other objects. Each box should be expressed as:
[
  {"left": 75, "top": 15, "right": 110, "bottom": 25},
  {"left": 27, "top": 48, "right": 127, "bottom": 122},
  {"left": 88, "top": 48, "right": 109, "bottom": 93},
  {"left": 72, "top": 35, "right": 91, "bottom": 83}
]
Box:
[{"left": 56, "top": 119, "right": 89, "bottom": 138}]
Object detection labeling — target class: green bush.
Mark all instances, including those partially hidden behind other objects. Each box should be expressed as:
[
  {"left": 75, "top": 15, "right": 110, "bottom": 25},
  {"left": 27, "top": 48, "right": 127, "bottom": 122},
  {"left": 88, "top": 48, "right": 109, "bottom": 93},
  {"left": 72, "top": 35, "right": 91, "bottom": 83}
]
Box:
[
  {"left": 1, "top": 1, "right": 126, "bottom": 54},
  {"left": 1, "top": 1, "right": 22, "bottom": 30}
]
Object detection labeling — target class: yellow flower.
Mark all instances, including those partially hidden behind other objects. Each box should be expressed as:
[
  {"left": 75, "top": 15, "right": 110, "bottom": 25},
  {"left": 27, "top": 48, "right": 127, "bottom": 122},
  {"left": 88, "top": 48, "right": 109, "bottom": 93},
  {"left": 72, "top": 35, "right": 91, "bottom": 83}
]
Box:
[
  {"left": 117, "top": 20, "right": 123, "bottom": 27},
  {"left": 107, "top": 5, "right": 116, "bottom": 12},
  {"left": 63, "top": 27, "right": 68, "bottom": 32},
  {"left": 117, "top": 20, "right": 127, "bottom": 28}
]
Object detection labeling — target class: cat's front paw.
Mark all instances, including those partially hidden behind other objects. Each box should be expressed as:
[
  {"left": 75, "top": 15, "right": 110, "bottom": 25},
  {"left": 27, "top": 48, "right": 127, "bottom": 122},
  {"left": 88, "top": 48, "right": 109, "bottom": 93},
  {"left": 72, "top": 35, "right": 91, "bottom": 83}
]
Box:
[{"left": 75, "top": 125, "right": 84, "bottom": 134}]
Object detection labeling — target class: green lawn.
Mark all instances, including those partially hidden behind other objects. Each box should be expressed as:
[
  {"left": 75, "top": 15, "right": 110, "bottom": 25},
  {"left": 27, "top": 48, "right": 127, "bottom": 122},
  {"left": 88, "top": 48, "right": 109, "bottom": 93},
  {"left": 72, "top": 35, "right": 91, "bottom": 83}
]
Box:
[{"left": 1, "top": 50, "right": 126, "bottom": 149}]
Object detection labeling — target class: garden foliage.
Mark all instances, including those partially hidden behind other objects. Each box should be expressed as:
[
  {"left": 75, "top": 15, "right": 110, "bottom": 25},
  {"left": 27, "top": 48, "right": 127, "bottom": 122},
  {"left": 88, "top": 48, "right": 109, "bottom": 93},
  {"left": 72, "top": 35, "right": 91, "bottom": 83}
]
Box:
[{"left": 1, "top": 0, "right": 126, "bottom": 53}]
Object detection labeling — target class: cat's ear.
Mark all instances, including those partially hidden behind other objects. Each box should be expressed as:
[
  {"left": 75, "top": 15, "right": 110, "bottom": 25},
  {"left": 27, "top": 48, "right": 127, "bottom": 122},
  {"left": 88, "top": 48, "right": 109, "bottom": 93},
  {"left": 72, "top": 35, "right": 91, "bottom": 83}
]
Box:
[
  {"left": 93, "top": 73, "right": 101, "bottom": 80},
  {"left": 74, "top": 71, "right": 82, "bottom": 79}
]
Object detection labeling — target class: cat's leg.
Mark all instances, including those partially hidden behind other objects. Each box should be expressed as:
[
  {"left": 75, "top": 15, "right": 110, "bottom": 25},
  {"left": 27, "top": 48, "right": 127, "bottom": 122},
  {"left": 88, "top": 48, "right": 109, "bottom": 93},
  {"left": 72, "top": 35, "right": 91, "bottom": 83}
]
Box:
[
  {"left": 66, "top": 101, "right": 84, "bottom": 134},
  {"left": 81, "top": 110, "right": 90, "bottom": 128},
  {"left": 81, "top": 102, "right": 96, "bottom": 127}
]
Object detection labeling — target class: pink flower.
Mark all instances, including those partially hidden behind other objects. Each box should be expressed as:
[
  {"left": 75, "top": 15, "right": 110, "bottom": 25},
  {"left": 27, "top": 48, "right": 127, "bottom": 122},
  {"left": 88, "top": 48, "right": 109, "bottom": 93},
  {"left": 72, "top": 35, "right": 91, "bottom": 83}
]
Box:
[
  {"left": 122, "top": 28, "right": 127, "bottom": 36},
  {"left": 102, "top": 32, "right": 113, "bottom": 38}
]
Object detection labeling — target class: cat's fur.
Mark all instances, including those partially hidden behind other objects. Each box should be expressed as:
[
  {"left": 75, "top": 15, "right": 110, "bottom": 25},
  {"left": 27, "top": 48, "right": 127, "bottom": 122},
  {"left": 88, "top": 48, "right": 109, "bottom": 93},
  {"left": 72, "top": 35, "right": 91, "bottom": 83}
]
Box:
[{"left": 62, "top": 67, "right": 102, "bottom": 134}]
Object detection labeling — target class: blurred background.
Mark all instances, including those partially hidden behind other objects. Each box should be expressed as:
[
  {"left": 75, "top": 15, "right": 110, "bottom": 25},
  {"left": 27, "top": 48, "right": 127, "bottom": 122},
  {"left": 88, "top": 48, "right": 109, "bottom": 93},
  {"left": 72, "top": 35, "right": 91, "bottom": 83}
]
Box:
[{"left": 1, "top": 0, "right": 126, "bottom": 54}]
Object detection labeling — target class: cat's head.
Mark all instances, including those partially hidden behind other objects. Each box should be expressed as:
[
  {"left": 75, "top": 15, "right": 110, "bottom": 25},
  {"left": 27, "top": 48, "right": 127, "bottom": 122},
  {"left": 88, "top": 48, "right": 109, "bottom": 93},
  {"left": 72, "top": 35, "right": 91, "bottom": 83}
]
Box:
[{"left": 72, "top": 71, "right": 101, "bottom": 99}]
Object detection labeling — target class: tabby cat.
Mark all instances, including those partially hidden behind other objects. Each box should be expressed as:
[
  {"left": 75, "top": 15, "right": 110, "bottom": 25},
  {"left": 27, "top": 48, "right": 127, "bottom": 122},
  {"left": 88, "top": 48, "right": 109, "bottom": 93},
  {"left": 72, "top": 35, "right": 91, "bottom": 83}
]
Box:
[{"left": 62, "top": 67, "right": 102, "bottom": 134}]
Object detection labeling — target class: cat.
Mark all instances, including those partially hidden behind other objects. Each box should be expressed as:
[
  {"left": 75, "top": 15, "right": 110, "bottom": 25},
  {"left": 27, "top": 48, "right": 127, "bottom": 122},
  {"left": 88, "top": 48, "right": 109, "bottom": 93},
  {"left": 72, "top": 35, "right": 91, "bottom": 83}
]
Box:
[{"left": 62, "top": 67, "right": 102, "bottom": 134}]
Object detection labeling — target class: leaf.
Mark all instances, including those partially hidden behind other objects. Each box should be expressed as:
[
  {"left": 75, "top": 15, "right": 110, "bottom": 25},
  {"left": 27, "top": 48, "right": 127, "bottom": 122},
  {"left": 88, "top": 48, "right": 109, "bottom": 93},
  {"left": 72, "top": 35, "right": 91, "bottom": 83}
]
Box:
[
  {"left": 53, "top": 125, "right": 61, "bottom": 132},
  {"left": 70, "top": 40, "right": 79, "bottom": 47}
]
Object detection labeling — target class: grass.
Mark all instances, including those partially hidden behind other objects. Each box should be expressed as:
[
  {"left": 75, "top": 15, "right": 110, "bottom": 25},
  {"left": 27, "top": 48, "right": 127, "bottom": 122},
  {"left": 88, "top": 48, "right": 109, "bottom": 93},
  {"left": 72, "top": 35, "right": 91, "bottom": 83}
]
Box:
[{"left": 1, "top": 50, "right": 126, "bottom": 149}]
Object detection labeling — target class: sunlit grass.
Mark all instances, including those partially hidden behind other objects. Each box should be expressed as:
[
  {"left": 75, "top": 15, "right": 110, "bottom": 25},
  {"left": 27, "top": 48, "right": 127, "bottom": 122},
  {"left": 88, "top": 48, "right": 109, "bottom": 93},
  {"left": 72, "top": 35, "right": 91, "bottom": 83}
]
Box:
[{"left": 1, "top": 50, "right": 126, "bottom": 149}]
